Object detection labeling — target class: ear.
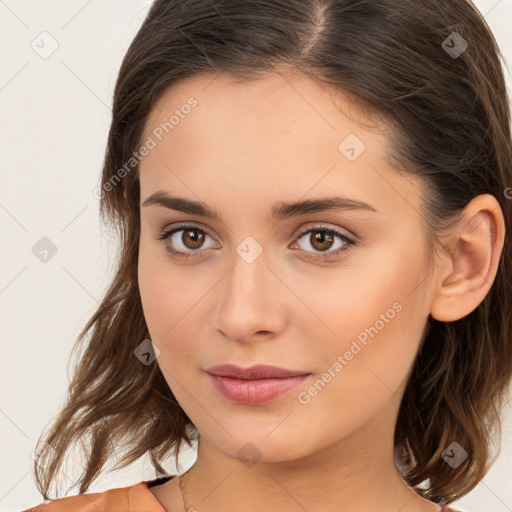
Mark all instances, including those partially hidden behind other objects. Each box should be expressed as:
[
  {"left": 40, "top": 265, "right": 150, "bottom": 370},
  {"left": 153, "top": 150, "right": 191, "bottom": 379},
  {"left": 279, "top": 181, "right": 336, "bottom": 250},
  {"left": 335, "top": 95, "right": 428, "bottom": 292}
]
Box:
[{"left": 430, "top": 194, "right": 506, "bottom": 322}]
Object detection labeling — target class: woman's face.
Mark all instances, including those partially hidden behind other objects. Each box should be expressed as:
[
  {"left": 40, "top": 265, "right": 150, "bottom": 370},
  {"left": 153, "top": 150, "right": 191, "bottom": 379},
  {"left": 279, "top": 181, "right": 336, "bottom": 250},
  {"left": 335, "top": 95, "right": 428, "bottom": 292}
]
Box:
[{"left": 137, "top": 70, "right": 437, "bottom": 463}]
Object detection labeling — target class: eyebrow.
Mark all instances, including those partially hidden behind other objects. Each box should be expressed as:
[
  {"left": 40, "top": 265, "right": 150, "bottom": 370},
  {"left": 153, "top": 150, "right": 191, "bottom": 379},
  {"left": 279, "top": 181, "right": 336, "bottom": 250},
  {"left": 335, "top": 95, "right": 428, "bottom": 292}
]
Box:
[{"left": 141, "top": 190, "right": 378, "bottom": 221}]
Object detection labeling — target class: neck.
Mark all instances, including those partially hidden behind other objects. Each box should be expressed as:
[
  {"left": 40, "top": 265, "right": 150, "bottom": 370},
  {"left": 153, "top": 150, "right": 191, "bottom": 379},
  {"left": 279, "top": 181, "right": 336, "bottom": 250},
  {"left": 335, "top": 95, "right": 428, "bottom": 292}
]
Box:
[{"left": 183, "top": 402, "right": 434, "bottom": 512}]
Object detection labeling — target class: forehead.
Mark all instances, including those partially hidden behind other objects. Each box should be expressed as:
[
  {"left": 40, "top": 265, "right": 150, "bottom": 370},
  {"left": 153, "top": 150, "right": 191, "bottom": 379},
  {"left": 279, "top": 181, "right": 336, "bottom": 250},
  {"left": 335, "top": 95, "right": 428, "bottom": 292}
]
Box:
[
  {"left": 139, "top": 71, "right": 423, "bottom": 219},
  {"left": 143, "top": 69, "right": 383, "bottom": 147}
]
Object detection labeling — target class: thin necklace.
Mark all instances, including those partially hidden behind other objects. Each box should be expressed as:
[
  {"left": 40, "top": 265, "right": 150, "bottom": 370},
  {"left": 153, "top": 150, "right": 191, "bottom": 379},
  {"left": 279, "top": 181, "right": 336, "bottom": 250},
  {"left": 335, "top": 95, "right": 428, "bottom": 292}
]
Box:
[{"left": 179, "top": 467, "right": 196, "bottom": 512}]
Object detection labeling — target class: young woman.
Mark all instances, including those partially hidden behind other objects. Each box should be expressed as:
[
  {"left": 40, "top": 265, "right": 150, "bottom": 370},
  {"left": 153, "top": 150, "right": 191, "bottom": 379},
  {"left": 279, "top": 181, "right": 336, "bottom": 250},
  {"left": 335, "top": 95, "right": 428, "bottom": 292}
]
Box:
[{"left": 24, "top": 1, "right": 512, "bottom": 511}]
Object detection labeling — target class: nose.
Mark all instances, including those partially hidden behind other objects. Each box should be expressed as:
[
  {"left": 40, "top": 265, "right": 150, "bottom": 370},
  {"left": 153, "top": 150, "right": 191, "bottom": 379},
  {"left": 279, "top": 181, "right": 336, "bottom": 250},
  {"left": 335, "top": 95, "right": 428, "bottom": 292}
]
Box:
[{"left": 214, "top": 243, "right": 287, "bottom": 343}]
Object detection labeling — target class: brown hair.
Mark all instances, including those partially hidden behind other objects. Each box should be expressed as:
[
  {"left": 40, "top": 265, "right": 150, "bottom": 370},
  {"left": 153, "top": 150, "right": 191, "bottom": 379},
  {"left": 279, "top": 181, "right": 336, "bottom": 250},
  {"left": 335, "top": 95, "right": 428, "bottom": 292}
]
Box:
[{"left": 34, "top": 0, "right": 512, "bottom": 504}]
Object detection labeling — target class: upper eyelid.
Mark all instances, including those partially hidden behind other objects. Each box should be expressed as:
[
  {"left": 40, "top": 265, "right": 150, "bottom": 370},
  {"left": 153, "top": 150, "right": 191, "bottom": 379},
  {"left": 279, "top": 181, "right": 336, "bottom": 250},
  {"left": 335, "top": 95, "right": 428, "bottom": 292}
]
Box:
[{"left": 295, "top": 223, "right": 354, "bottom": 239}]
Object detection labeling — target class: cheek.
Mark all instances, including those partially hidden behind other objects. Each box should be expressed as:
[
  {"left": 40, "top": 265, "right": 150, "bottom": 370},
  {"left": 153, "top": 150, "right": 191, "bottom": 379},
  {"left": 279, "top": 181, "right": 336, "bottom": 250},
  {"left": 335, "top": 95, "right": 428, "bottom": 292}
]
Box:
[
  {"left": 299, "top": 241, "right": 429, "bottom": 384},
  {"left": 138, "top": 259, "right": 197, "bottom": 382},
  {"left": 138, "top": 238, "right": 211, "bottom": 349},
  {"left": 138, "top": 239, "right": 182, "bottom": 338},
  {"left": 331, "top": 239, "right": 428, "bottom": 335}
]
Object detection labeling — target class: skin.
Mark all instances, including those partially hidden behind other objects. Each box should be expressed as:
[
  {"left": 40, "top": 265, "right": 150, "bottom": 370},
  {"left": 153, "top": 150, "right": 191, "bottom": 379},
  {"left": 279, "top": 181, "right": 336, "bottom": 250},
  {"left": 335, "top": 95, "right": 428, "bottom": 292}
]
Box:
[{"left": 136, "top": 69, "right": 505, "bottom": 512}]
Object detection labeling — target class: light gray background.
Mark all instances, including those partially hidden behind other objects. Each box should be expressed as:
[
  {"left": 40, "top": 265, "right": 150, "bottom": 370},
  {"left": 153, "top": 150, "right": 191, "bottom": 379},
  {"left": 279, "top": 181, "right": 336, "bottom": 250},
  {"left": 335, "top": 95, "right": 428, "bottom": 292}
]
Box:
[{"left": 1, "top": 1, "right": 511, "bottom": 511}]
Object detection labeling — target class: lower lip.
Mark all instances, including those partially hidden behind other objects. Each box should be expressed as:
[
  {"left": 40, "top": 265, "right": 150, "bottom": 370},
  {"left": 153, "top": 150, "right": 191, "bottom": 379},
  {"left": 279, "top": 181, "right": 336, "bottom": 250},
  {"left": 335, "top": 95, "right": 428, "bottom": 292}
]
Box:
[{"left": 207, "top": 373, "right": 310, "bottom": 405}]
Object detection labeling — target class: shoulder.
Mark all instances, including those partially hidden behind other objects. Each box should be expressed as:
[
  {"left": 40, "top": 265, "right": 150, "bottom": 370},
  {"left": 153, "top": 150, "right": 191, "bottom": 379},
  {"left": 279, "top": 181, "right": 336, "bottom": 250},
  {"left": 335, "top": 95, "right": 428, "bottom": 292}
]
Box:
[
  {"left": 22, "top": 479, "right": 167, "bottom": 512},
  {"left": 440, "top": 504, "right": 463, "bottom": 512}
]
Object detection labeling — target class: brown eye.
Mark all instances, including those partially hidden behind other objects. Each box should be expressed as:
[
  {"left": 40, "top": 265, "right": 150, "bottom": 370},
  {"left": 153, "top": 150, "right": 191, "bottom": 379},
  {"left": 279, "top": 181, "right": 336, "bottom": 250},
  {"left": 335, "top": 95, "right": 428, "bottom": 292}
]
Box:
[
  {"left": 181, "top": 228, "right": 206, "bottom": 249},
  {"left": 156, "top": 224, "right": 218, "bottom": 259},
  {"left": 308, "top": 230, "right": 335, "bottom": 251},
  {"left": 293, "top": 224, "right": 356, "bottom": 262}
]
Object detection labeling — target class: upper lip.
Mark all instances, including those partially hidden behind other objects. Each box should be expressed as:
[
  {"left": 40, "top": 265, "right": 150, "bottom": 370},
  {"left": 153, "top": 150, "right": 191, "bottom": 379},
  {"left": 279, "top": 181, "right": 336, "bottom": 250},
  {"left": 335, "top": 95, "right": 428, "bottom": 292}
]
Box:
[{"left": 205, "top": 363, "right": 311, "bottom": 380}]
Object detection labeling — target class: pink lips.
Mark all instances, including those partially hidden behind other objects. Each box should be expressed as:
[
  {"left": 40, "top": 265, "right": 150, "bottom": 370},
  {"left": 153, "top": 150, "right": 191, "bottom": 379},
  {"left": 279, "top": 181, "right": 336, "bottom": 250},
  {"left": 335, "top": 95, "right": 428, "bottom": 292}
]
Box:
[{"left": 204, "top": 363, "right": 311, "bottom": 405}]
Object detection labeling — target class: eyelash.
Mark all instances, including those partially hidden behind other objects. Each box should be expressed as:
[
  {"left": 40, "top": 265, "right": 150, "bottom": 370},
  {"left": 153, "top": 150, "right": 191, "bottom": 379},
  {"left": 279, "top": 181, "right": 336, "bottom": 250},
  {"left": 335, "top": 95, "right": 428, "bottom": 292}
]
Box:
[{"left": 155, "top": 222, "right": 356, "bottom": 262}]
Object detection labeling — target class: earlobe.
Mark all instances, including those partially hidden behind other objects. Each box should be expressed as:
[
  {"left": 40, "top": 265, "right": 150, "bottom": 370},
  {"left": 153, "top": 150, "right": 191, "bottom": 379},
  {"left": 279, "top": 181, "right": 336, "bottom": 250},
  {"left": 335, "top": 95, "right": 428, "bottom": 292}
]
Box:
[{"left": 429, "top": 194, "right": 505, "bottom": 323}]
